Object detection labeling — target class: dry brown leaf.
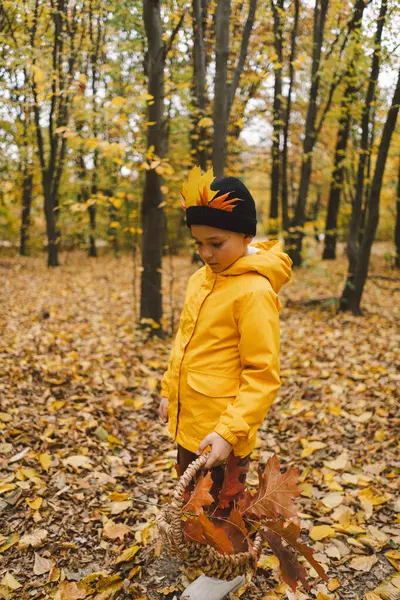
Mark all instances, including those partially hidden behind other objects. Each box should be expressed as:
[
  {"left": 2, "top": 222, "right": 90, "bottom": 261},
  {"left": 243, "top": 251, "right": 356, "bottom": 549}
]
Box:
[
  {"left": 33, "top": 552, "right": 53, "bottom": 575},
  {"left": 321, "top": 492, "right": 344, "bottom": 509},
  {"left": 59, "top": 581, "right": 89, "bottom": 600},
  {"left": 349, "top": 554, "right": 377, "bottom": 572},
  {"left": 63, "top": 455, "right": 92, "bottom": 469},
  {"left": 102, "top": 519, "right": 130, "bottom": 541},
  {"left": 18, "top": 528, "right": 48, "bottom": 549},
  {"left": 324, "top": 452, "right": 349, "bottom": 471}
]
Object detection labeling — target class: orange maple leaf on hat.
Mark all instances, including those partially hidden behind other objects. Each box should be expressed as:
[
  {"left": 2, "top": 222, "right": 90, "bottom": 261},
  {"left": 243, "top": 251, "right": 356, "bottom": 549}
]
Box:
[{"left": 180, "top": 166, "right": 241, "bottom": 212}]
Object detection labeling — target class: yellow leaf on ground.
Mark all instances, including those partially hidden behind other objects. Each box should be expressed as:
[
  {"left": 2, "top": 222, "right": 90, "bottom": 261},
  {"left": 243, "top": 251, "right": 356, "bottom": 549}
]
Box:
[
  {"left": 109, "top": 492, "right": 130, "bottom": 502},
  {"left": 358, "top": 488, "right": 388, "bottom": 506},
  {"left": 310, "top": 525, "right": 336, "bottom": 541},
  {"left": 1, "top": 572, "right": 21, "bottom": 590},
  {"left": 26, "top": 497, "right": 43, "bottom": 510},
  {"left": 331, "top": 506, "right": 352, "bottom": 528},
  {"left": 0, "top": 533, "right": 19, "bottom": 553},
  {"left": 107, "top": 435, "right": 122, "bottom": 445},
  {"left": 300, "top": 440, "right": 327, "bottom": 458},
  {"left": 300, "top": 482, "right": 313, "bottom": 498},
  {"left": 39, "top": 453, "right": 51, "bottom": 471},
  {"left": 328, "top": 578, "right": 340, "bottom": 591},
  {"left": 258, "top": 555, "right": 280, "bottom": 570},
  {"left": 115, "top": 545, "right": 139, "bottom": 564},
  {"left": 157, "top": 586, "right": 178, "bottom": 594},
  {"left": 0, "top": 484, "right": 16, "bottom": 494},
  {"left": 374, "top": 429, "right": 386, "bottom": 442},
  {"left": 385, "top": 550, "right": 400, "bottom": 570},
  {"left": 48, "top": 567, "right": 61, "bottom": 583}
]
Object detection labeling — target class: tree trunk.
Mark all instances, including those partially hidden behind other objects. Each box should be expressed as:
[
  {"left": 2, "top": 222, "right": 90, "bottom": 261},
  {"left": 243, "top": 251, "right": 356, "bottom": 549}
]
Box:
[
  {"left": 20, "top": 170, "right": 33, "bottom": 257},
  {"left": 141, "top": 0, "right": 166, "bottom": 328},
  {"left": 192, "top": 0, "right": 208, "bottom": 171},
  {"left": 88, "top": 203, "right": 97, "bottom": 257},
  {"left": 281, "top": 0, "right": 299, "bottom": 232},
  {"left": 286, "top": 0, "right": 329, "bottom": 266},
  {"left": 210, "top": 0, "right": 257, "bottom": 177},
  {"left": 323, "top": 108, "right": 352, "bottom": 259},
  {"left": 30, "top": 0, "right": 81, "bottom": 267},
  {"left": 323, "top": 0, "right": 366, "bottom": 260},
  {"left": 212, "top": 0, "right": 231, "bottom": 177},
  {"left": 269, "top": 0, "right": 284, "bottom": 231},
  {"left": 88, "top": 0, "right": 104, "bottom": 259},
  {"left": 44, "top": 180, "right": 59, "bottom": 267},
  {"left": 89, "top": 149, "right": 99, "bottom": 258},
  {"left": 395, "top": 158, "right": 400, "bottom": 268},
  {"left": 341, "top": 68, "right": 400, "bottom": 314},
  {"left": 341, "top": 0, "right": 388, "bottom": 309}
]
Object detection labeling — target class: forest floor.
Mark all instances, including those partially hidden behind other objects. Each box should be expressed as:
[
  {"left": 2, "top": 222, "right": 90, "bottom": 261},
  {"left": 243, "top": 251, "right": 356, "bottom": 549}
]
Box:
[{"left": 0, "top": 240, "right": 399, "bottom": 600}]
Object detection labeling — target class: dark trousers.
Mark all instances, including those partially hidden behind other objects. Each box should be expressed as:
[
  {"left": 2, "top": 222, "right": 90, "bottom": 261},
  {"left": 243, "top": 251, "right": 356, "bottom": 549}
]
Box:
[{"left": 177, "top": 444, "right": 250, "bottom": 507}]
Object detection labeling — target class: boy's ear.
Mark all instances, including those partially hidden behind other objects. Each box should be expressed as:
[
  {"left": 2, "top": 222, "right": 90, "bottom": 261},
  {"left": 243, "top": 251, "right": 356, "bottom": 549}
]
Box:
[{"left": 244, "top": 234, "right": 254, "bottom": 243}]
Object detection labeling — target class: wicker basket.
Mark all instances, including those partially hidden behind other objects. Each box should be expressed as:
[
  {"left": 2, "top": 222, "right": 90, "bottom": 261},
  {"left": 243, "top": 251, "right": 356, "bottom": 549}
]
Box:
[{"left": 156, "top": 453, "right": 263, "bottom": 578}]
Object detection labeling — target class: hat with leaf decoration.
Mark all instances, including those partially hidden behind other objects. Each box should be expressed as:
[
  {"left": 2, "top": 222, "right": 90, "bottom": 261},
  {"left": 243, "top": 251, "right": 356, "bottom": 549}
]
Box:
[{"left": 181, "top": 167, "right": 257, "bottom": 236}]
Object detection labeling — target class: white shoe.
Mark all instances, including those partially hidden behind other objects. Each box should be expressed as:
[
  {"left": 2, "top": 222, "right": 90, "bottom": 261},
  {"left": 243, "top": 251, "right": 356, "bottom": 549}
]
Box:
[{"left": 180, "top": 574, "right": 245, "bottom": 600}]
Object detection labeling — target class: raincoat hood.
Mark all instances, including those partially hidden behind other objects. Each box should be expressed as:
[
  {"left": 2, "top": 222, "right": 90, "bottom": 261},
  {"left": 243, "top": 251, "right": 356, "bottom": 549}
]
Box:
[{"left": 217, "top": 240, "right": 292, "bottom": 293}]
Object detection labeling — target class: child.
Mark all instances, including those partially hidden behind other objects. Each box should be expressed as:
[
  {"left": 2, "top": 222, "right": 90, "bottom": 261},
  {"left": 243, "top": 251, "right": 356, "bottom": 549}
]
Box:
[{"left": 159, "top": 167, "right": 292, "bottom": 493}]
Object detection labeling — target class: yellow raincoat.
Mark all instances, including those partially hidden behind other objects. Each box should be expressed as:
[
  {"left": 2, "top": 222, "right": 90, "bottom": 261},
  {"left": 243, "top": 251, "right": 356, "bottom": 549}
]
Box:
[{"left": 161, "top": 240, "right": 292, "bottom": 457}]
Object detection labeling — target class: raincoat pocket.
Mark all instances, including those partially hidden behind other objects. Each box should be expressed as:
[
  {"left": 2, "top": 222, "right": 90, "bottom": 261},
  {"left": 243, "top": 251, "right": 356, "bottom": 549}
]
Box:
[{"left": 187, "top": 369, "right": 240, "bottom": 398}]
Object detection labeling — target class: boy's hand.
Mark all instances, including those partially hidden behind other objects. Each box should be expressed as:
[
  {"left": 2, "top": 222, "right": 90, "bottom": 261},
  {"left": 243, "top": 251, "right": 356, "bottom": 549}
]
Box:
[
  {"left": 158, "top": 397, "right": 168, "bottom": 422},
  {"left": 197, "top": 432, "right": 232, "bottom": 469}
]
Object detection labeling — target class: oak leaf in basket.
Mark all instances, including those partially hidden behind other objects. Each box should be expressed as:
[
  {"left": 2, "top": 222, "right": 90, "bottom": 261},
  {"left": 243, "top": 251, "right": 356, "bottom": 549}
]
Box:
[
  {"left": 217, "top": 452, "right": 248, "bottom": 509},
  {"left": 183, "top": 470, "right": 214, "bottom": 515},
  {"left": 183, "top": 513, "right": 234, "bottom": 555}
]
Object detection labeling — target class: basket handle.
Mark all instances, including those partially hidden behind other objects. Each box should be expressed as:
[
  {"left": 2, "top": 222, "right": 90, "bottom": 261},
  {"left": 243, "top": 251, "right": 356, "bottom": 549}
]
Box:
[
  {"left": 173, "top": 451, "right": 210, "bottom": 507},
  {"left": 167, "top": 452, "right": 210, "bottom": 544}
]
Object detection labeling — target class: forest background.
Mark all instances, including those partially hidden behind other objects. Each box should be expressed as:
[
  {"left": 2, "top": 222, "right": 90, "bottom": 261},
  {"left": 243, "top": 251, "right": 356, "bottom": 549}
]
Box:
[{"left": 0, "top": 0, "right": 399, "bottom": 321}]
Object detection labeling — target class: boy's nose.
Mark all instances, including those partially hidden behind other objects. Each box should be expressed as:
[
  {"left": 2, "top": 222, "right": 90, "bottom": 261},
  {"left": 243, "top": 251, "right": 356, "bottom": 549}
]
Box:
[{"left": 201, "top": 247, "right": 213, "bottom": 260}]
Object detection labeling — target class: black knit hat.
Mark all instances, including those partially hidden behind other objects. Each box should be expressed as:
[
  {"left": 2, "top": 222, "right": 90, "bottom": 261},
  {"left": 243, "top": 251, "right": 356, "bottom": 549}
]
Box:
[{"left": 185, "top": 176, "right": 257, "bottom": 236}]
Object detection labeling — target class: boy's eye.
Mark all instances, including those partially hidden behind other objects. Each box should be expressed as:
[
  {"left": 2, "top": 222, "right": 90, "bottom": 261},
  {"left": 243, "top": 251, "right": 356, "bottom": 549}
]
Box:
[{"left": 194, "top": 241, "right": 223, "bottom": 248}]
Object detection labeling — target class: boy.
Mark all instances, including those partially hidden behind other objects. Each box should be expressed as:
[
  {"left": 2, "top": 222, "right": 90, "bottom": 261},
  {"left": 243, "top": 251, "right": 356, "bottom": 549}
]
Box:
[{"left": 159, "top": 167, "right": 292, "bottom": 484}]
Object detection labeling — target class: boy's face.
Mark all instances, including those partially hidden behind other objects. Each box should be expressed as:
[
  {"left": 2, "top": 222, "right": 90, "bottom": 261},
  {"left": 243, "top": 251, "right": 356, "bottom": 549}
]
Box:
[{"left": 191, "top": 225, "right": 253, "bottom": 273}]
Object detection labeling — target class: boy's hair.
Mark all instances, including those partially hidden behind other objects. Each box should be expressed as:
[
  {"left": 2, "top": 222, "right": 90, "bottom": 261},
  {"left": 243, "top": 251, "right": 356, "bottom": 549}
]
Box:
[{"left": 181, "top": 168, "right": 257, "bottom": 236}]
